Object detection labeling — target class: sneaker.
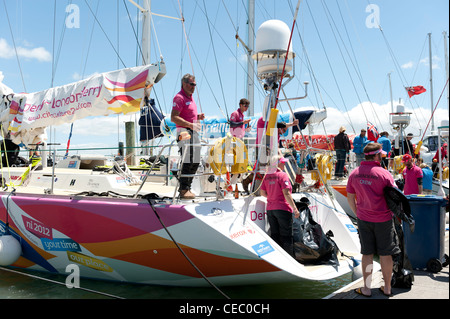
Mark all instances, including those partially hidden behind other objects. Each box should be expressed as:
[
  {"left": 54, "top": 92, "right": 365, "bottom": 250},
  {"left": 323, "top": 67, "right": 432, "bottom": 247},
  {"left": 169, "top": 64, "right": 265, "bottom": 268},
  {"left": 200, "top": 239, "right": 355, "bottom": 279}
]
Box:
[{"left": 179, "top": 190, "right": 196, "bottom": 199}]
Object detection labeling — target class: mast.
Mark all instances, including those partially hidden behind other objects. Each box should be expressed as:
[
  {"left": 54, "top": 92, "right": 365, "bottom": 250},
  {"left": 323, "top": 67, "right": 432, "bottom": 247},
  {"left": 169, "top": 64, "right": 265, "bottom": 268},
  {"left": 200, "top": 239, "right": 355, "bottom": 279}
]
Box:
[
  {"left": 444, "top": 31, "right": 449, "bottom": 110},
  {"left": 125, "top": 0, "right": 152, "bottom": 162},
  {"left": 235, "top": 0, "right": 255, "bottom": 115},
  {"left": 428, "top": 33, "right": 435, "bottom": 133},
  {"left": 247, "top": 0, "right": 255, "bottom": 116},
  {"left": 141, "top": 0, "right": 151, "bottom": 65},
  {"left": 388, "top": 72, "right": 394, "bottom": 113}
]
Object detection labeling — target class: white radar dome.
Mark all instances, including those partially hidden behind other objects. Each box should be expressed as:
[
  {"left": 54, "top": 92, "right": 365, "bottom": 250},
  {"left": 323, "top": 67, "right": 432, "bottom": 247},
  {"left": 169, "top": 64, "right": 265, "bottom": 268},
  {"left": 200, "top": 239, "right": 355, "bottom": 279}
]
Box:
[
  {"left": 253, "top": 20, "right": 295, "bottom": 59},
  {"left": 252, "top": 20, "right": 295, "bottom": 76}
]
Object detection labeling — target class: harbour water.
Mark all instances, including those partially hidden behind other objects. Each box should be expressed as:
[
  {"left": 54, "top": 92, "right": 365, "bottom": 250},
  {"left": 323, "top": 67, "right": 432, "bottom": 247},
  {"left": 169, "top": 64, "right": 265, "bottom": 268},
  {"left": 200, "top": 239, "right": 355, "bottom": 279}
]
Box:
[{"left": 0, "top": 266, "right": 352, "bottom": 299}]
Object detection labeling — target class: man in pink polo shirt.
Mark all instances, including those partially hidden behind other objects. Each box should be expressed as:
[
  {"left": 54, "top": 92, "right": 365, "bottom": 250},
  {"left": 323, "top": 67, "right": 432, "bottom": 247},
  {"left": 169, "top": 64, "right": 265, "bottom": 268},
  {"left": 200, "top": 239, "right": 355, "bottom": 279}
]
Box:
[
  {"left": 229, "top": 98, "right": 251, "bottom": 139},
  {"left": 401, "top": 154, "right": 423, "bottom": 195},
  {"left": 261, "top": 156, "right": 300, "bottom": 257},
  {"left": 347, "top": 143, "right": 400, "bottom": 297},
  {"left": 171, "top": 73, "right": 205, "bottom": 199}
]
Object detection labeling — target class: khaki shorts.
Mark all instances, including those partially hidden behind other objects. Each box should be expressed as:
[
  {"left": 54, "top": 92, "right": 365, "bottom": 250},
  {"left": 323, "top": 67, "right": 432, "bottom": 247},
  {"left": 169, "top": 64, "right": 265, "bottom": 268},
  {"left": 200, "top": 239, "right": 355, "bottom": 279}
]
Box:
[{"left": 357, "top": 218, "right": 401, "bottom": 256}]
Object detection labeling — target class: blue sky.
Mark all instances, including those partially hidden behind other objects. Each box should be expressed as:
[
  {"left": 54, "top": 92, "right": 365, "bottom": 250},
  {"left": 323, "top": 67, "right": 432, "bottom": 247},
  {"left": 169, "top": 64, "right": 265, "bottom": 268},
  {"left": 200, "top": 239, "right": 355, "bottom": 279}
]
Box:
[{"left": 0, "top": 0, "right": 448, "bottom": 155}]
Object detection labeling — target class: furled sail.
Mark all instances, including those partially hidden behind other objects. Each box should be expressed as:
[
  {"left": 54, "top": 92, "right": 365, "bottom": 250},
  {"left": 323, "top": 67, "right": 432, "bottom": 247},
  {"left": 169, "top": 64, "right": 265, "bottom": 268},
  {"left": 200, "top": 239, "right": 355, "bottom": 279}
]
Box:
[{"left": 139, "top": 98, "right": 166, "bottom": 141}]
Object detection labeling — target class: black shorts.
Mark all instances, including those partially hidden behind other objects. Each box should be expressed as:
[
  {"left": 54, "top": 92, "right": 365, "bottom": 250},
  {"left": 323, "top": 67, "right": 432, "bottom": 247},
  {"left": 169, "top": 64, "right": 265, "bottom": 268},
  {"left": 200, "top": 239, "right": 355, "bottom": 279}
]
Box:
[{"left": 357, "top": 218, "right": 401, "bottom": 256}]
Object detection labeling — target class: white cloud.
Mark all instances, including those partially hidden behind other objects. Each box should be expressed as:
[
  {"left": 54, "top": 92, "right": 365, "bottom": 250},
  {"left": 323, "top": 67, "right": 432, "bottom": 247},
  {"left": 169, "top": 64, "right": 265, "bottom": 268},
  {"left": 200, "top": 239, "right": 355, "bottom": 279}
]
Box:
[
  {"left": 0, "top": 38, "right": 51, "bottom": 62},
  {"left": 420, "top": 56, "right": 441, "bottom": 70},
  {"left": 401, "top": 61, "right": 414, "bottom": 69}
]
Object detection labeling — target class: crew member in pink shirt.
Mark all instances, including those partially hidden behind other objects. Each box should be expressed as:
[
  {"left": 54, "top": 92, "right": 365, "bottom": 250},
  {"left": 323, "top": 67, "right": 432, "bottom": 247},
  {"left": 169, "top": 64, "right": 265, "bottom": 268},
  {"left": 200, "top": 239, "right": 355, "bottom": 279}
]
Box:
[
  {"left": 171, "top": 74, "right": 205, "bottom": 199},
  {"left": 401, "top": 154, "right": 423, "bottom": 195},
  {"left": 346, "top": 142, "right": 400, "bottom": 297},
  {"left": 229, "top": 98, "right": 251, "bottom": 139},
  {"left": 260, "top": 156, "right": 300, "bottom": 257}
]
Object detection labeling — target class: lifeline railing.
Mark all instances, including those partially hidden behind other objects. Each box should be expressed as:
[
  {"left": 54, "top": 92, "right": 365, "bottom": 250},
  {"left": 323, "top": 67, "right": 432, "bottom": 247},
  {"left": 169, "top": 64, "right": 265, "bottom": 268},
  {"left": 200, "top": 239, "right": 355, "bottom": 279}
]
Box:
[{"left": 2, "top": 140, "right": 338, "bottom": 203}]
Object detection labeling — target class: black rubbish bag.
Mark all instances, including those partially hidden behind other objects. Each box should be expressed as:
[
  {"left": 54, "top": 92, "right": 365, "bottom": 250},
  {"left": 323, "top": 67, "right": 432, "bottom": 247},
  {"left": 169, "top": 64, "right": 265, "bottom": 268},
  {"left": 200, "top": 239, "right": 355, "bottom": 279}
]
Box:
[
  {"left": 293, "top": 197, "right": 339, "bottom": 266},
  {"left": 384, "top": 186, "right": 415, "bottom": 289}
]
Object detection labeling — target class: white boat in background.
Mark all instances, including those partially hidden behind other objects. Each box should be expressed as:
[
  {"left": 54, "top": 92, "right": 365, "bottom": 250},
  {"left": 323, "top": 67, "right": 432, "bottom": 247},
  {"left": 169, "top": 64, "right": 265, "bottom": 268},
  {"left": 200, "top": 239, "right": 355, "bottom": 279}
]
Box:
[{"left": 0, "top": 2, "right": 364, "bottom": 288}]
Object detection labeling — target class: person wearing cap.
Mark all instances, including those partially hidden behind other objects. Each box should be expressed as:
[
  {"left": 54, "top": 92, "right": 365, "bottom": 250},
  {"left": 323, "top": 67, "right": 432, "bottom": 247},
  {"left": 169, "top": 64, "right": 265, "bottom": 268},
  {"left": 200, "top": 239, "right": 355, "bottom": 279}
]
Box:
[
  {"left": 377, "top": 131, "right": 391, "bottom": 169},
  {"left": 260, "top": 155, "right": 300, "bottom": 257},
  {"left": 229, "top": 98, "right": 251, "bottom": 139},
  {"left": 346, "top": 142, "right": 400, "bottom": 297},
  {"left": 353, "top": 129, "right": 367, "bottom": 166},
  {"left": 402, "top": 154, "right": 423, "bottom": 195},
  {"left": 334, "top": 126, "right": 351, "bottom": 179}
]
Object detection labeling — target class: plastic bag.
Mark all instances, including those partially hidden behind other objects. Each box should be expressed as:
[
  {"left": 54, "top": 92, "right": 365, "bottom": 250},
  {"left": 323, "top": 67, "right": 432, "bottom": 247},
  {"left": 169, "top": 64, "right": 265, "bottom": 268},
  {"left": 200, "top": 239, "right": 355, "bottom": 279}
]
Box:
[{"left": 293, "top": 197, "right": 339, "bottom": 266}]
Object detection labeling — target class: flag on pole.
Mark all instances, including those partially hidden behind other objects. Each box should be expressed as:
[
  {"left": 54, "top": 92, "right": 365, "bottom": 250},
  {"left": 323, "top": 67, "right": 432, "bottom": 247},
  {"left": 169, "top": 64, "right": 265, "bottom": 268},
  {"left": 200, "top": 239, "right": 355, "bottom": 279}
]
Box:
[
  {"left": 367, "top": 121, "right": 379, "bottom": 142},
  {"left": 406, "top": 86, "right": 426, "bottom": 97}
]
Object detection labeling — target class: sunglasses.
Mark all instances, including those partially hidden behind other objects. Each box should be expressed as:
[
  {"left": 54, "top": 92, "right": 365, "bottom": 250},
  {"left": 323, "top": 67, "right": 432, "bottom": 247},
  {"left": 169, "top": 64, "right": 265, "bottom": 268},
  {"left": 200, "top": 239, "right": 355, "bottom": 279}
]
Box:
[{"left": 188, "top": 82, "right": 196, "bottom": 86}]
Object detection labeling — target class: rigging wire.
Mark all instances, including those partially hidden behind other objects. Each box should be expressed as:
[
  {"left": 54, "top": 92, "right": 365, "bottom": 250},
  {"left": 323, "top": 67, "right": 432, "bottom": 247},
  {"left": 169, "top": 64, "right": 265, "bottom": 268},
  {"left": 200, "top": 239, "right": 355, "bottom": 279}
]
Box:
[
  {"left": 420, "top": 78, "right": 449, "bottom": 141},
  {"left": 331, "top": 0, "right": 385, "bottom": 132},
  {"left": 144, "top": 196, "right": 230, "bottom": 299},
  {"left": 202, "top": 0, "right": 229, "bottom": 121},
  {"left": 51, "top": 0, "right": 57, "bottom": 87},
  {"left": 84, "top": 0, "right": 127, "bottom": 69},
  {"left": 52, "top": 0, "right": 77, "bottom": 88},
  {"left": 273, "top": 0, "right": 300, "bottom": 111},
  {"left": 221, "top": 0, "right": 267, "bottom": 102},
  {"left": 65, "top": 1, "right": 101, "bottom": 158},
  {"left": 304, "top": 1, "right": 355, "bottom": 132},
  {"left": 321, "top": 0, "right": 386, "bottom": 133},
  {"left": 2, "top": 0, "right": 27, "bottom": 92},
  {"left": 362, "top": 0, "right": 430, "bottom": 134}
]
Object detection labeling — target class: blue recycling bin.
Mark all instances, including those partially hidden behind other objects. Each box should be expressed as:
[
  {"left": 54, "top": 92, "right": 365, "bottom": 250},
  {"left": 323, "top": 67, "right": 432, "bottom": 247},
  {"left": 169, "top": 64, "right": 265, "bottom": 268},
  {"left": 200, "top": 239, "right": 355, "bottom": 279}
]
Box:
[{"left": 403, "top": 195, "right": 447, "bottom": 272}]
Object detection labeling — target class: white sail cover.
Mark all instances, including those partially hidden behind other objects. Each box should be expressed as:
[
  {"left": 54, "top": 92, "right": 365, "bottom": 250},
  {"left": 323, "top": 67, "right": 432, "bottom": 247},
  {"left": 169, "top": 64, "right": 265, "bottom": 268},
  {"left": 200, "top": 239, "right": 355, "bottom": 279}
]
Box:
[{"left": 0, "top": 63, "right": 165, "bottom": 147}]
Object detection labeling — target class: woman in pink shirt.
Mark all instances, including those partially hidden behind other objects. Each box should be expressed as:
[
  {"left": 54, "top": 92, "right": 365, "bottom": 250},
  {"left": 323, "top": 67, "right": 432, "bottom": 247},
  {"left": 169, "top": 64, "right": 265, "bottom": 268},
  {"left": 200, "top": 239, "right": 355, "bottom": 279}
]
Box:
[
  {"left": 261, "top": 156, "right": 300, "bottom": 257},
  {"left": 347, "top": 143, "right": 400, "bottom": 297}
]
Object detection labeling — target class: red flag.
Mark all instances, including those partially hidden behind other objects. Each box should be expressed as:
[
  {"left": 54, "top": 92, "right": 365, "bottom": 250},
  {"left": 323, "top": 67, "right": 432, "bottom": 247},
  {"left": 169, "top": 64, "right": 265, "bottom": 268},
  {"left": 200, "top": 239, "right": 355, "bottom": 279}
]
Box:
[
  {"left": 406, "top": 86, "right": 426, "bottom": 97},
  {"left": 367, "top": 121, "right": 379, "bottom": 142}
]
